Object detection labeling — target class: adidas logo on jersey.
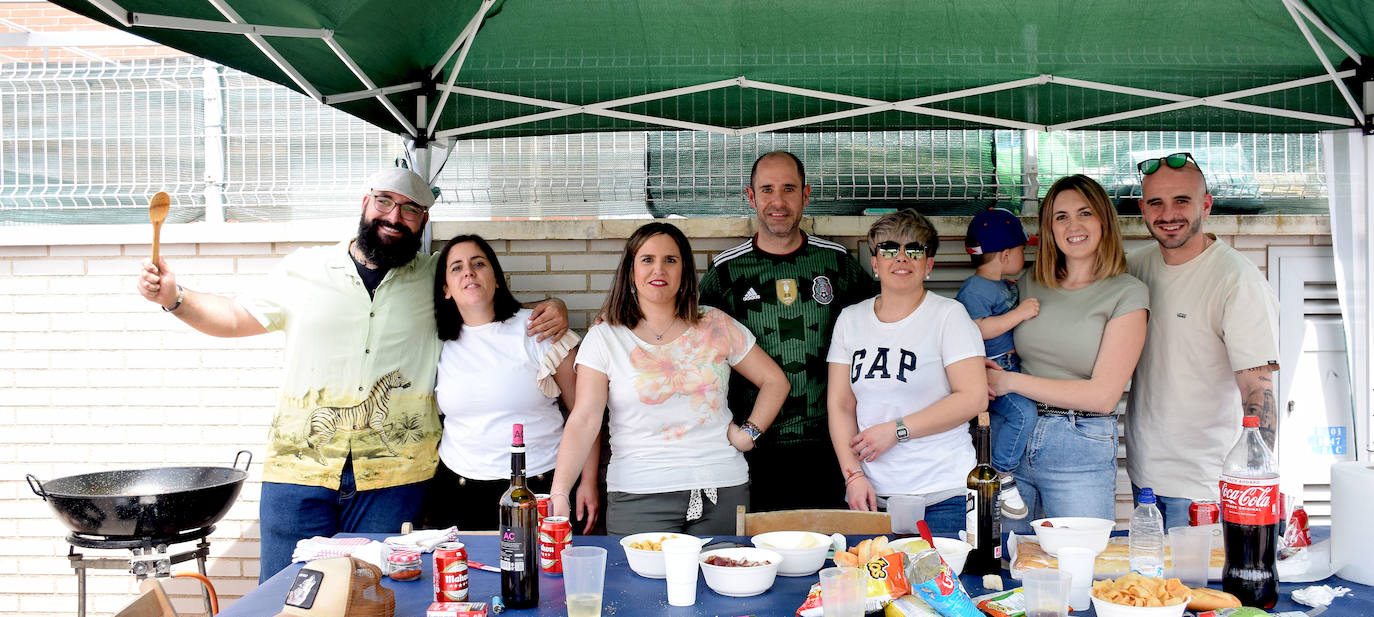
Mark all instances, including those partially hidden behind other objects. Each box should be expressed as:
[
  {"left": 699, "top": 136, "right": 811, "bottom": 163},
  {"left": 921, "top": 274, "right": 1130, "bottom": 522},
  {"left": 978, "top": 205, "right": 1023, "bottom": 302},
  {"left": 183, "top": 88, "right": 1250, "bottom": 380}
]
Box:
[{"left": 742, "top": 287, "right": 761, "bottom": 301}]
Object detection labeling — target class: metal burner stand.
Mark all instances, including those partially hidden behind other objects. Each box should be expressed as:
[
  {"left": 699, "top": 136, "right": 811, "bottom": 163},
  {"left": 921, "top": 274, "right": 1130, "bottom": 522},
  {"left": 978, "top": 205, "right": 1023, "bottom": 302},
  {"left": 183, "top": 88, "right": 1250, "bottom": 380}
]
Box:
[{"left": 66, "top": 525, "right": 215, "bottom": 617}]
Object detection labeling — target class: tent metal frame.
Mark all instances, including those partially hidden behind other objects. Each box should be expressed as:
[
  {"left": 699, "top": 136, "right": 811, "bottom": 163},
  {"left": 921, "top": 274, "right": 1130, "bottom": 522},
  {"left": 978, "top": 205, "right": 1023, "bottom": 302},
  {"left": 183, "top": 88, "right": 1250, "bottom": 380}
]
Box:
[{"left": 78, "top": 0, "right": 1368, "bottom": 144}]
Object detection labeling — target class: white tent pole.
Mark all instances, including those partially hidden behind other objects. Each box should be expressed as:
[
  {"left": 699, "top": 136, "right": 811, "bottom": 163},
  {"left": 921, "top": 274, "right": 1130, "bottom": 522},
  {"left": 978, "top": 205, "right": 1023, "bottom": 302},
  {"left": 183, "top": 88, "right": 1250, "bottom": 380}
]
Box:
[
  {"left": 414, "top": 94, "right": 432, "bottom": 254},
  {"left": 1054, "top": 72, "right": 1356, "bottom": 102},
  {"left": 1282, "top": 0, "right": 1364, "bottom": 122},
  {"left": 85, "top": 0, "right": 132, "bottom": 27},
  {"left": 426, "top": 0, "right": 496, "bottom": 136},
  {"left": 205, "top": 0, "right": 322, "bottom": 101},
  {"left": 127, "top": 14, "right": 330, "bottom": 38},
  {"left": 322, "top": 36, "right": 418, "bottom": 137},
  {"left": 324, "top": 82, "right": 424, "bottom": 105},
  {"left": 1286, "top": 0, "right": 1362, "bottom": 64},
  {"left": 742, "top": 76, "right": 1050, "bottom": 107},
  {"left": 430, "top": 7, "right": 482, "bottom": 79}
]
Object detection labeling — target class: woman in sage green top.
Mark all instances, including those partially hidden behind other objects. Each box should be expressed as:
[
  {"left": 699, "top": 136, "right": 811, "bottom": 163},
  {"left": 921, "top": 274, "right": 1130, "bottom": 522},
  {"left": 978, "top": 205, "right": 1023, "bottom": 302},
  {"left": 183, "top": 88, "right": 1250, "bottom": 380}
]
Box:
[{"left": 986, "top": 174, "right": 1149, "bottom": 529}]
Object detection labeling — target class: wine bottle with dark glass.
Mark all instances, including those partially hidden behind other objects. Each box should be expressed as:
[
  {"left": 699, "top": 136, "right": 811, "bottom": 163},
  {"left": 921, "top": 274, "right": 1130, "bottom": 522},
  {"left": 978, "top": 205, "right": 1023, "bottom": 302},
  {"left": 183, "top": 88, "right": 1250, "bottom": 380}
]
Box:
[
  {"left": 498, "top": 423, "right": 539, "bottom": 608},
  {"left": 965, "top": 412, "right": 1002, "bottom": 576}
]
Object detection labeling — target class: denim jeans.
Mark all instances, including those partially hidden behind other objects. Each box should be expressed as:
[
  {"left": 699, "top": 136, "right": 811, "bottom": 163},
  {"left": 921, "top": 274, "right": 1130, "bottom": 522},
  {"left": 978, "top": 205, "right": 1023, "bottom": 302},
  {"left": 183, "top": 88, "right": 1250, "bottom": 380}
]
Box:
[
  {"left": 259, "top": 458, "right": 426, "bottom": 582},
  {"left": 1004, "top": 412, "right": 1118, "bottom": 535},
  {"left": 1132, "top": 484, "right": 1194, "bottom": 531},
  {"left": 916, "top": 496, "right": 967, "bottom": 538},
  {"left": 988, "top": 353, "right": 1036, "bottom": 475}
]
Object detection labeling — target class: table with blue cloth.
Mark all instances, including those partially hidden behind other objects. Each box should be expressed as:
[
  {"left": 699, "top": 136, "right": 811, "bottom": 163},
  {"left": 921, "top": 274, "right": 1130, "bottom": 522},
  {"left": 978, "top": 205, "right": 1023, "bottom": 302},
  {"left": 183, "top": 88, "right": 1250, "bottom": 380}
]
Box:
[{"left": 216, "top": 531, "right": 1371, "bottom": 616}]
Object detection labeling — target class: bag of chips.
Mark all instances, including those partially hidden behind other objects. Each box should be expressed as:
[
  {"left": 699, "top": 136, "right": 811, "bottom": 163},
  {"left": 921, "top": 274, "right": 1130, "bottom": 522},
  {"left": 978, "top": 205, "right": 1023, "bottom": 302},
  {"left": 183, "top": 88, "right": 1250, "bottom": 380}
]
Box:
[
  {"left": 905, "top": 549, "right": 982, "bottom": 617},
  {"left": 796, "top": 552, "right": 912, "bottom": 616}
]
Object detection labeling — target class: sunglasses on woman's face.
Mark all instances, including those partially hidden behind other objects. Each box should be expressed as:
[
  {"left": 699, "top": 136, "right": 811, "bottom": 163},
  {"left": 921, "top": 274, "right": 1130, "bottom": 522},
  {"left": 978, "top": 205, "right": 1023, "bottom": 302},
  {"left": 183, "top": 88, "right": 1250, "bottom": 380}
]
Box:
[
  {"left": 1136, "top": 152, "right": 1195, "bottom": 175},
  {"left": 873, "top": 240, "right": 927, "bottom": 260}
]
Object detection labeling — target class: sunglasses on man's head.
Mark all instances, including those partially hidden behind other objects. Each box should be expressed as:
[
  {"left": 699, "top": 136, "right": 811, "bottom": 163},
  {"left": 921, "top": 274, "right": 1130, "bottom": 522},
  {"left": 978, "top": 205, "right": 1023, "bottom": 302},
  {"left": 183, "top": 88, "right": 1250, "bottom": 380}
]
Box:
[
  {"left": 873, "top": 241, "right": 927, "bottom": 260},
  {"left": 1136, "top": 152, "right": 1196, "bottom": 175}
]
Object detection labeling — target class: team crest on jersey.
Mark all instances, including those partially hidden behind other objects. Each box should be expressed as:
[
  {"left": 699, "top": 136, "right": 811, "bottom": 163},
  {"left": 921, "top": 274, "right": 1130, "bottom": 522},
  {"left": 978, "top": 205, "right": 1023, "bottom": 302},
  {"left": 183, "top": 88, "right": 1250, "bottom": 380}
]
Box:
[
  {"left": 776, "top": 279, "right": 799, "bottom": 306},
  {"left": 812, "top": 276, "right": 834, "bottom": 305}
]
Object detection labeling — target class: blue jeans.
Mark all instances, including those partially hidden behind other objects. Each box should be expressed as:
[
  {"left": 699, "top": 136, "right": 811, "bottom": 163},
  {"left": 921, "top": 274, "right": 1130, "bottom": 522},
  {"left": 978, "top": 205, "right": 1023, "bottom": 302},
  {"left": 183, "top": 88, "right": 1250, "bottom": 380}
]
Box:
[
  {"left": 919, "top": 496, "right": 968, "bottom": 538},
  {"left": 1132, "top": 484, "right": 1194, "bottom": 531},
  {"left": 1004, "top": 412, "right": 1118, "bottom": 535},
  {"left": 259, "top": 458, "right": 426, "bottom": 582},
  {"left": 988, "top": 353, "right": 1036, "bottom": 475}
]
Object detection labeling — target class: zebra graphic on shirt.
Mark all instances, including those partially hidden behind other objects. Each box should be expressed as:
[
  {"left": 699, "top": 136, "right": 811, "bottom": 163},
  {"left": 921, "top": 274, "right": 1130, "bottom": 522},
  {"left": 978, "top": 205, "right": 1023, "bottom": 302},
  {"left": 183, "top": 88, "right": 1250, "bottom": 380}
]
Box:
[{"left": 303, "top": 369, "right": 412, "bottom": 464}]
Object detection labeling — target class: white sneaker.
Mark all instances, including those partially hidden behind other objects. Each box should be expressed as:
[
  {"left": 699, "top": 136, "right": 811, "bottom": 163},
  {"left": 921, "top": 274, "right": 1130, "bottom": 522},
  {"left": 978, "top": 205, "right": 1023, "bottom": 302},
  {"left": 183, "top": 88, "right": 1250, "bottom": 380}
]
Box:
[{"left": 999, "top": 473, "right": 1028, "bottom": 520}]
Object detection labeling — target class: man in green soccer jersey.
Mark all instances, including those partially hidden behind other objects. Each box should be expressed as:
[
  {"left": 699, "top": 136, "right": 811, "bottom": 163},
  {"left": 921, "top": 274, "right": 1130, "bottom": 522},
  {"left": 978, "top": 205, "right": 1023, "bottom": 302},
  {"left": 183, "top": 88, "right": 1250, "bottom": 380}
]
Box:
[{"left": 699, "top": 151, "right": 878, "bottom": 510}]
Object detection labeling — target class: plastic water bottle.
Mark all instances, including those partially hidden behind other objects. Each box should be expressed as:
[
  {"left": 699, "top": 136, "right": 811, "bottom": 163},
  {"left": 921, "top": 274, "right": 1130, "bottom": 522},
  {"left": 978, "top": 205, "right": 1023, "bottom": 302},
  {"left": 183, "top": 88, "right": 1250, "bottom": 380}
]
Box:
[{"left": 1129, "top": 488, "right": 1166, "bottom": 578}]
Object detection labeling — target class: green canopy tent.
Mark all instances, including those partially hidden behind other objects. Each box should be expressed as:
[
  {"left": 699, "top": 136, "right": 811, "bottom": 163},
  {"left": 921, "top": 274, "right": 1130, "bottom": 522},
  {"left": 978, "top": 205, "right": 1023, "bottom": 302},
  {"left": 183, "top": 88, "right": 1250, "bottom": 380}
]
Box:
[{"left": 50, "top": 0, "right": 1374, "bottom": 460}]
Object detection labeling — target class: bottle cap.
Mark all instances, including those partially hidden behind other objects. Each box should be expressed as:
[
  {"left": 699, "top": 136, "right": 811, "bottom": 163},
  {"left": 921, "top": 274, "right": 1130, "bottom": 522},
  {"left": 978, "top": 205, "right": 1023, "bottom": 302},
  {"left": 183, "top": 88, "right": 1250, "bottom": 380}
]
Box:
[
  {"left": 512, "top": 423, "right": 525, "bottom": 446},
  {"left": 1138, "top": 487, "right": 1156, "bottom": 504},
  {"left": 1242, "top": 415, "right": 1259, "bottom": 428}
]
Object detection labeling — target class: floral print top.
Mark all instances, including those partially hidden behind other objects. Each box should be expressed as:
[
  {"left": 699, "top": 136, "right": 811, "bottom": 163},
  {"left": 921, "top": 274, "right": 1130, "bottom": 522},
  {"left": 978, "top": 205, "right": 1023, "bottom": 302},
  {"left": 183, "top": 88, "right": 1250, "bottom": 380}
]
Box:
[{"left": 576, "top": 307, "right": 757, "bottom": 493}]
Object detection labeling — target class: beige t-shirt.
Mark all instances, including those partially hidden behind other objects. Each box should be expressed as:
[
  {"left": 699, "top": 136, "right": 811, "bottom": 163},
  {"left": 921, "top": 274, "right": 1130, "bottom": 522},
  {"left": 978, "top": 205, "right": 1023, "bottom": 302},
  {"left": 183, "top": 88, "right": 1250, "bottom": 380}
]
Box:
[
  {"left": 1125, "top": 238, "right": 1280, "bottom": 500},
  {"left": 1014, "top": 273, "right": 1149, "bottom": 382}
]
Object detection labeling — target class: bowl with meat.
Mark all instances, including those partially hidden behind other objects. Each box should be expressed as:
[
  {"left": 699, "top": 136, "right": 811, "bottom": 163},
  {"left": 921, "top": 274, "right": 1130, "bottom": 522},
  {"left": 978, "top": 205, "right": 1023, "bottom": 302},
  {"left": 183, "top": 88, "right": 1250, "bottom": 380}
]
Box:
[
  {"left": 1031, "top": 517, "right": 1115, "bottom": 556},
  {"left": 698, "top": 547, "right": 783, "bottom": 597}
]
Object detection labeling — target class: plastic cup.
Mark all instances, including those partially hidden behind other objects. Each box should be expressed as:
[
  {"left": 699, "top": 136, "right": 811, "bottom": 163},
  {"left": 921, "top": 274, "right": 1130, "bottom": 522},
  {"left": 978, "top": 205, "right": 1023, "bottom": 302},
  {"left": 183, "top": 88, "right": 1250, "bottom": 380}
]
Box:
[
  {"left": 660, "top": 536, "right": 702, "bottom": 607},
  {"left": 561, "top": 546, "right": 607, "bottom": 617},
  {"left": 1168, "top": 526, "right": 1212, "bottom": 588},
  {"left": 887, "top": 495, "right": 926, "bottom": 535},
  {"left": 818, "top": 566, "right": 865, "bottom": 617},
  {"left": 1021, "top": 568, "right": 1072, "bottom": 617},
  {"left": 1056, "top": 546, "right": 1097, "bottom": 611}
]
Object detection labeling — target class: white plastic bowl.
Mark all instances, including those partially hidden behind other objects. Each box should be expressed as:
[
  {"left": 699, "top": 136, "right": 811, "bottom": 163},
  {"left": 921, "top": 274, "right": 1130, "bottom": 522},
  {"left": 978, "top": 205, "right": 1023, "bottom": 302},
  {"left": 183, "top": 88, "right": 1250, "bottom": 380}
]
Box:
[
  {"left": 889, "top": 537, "right": 974, "bottom": 574},
  {"left": 1030, "top": 517, "right": 1115, "bottom": 556},
  {"left": 1090, "top": 595, "right": 1190, "bottom": 617},
  {"left": 618, "top": 532, "right": 695, "bottom": 579},
  {"left": 750, "top": 531, "right": 831, "bottom": 577},
  {"left": 699, "top": 547, "right": 782, "bottom": 597}
]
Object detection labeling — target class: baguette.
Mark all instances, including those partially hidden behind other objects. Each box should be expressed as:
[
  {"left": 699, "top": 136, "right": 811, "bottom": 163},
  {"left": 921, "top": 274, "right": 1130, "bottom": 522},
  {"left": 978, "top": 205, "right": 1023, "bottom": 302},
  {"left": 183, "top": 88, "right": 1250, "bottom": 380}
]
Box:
[{"left": 1187, "top": 587, "right": 1241, "bottom": 611}]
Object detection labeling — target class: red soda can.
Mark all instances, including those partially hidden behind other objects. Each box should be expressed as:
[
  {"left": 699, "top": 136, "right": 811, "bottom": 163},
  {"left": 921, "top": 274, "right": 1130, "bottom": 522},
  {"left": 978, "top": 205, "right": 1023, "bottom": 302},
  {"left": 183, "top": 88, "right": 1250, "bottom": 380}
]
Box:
[
  {"left": 536, "top": 494, "right": 551, "bottom": 519},
  {"left": 1190, "top": 499, "right": 1221, "bottom": 526},
  {"left": 433, "top": 541, "right": 470, "bottom": 602},
  {"left": 539, "top": 515, "right": 573, "bottom": 575}
]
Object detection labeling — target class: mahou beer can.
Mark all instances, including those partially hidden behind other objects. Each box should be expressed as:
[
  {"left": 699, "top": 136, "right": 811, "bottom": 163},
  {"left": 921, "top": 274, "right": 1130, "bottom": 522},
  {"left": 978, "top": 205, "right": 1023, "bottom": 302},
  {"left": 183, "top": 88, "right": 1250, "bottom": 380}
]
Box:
[
  {"left": 1190, "top": 499, "right": 1221, "bottom": 526},
  {"left": 539, "top": 516, "right": 573, "bottom": 575},
  {"left": 535, "top": 494, "right": 551, "bottom": 519},
  {"left": 433, "top": 542, "right": 470, "bottom": 602}
]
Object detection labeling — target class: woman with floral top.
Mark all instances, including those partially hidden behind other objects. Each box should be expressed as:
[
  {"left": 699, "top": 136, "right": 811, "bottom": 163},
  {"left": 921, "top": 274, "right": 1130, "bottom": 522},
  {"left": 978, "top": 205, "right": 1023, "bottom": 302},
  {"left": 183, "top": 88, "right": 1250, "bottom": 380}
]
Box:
[{"left": 549, "top": 222, "right": 788, "bottom": 534}]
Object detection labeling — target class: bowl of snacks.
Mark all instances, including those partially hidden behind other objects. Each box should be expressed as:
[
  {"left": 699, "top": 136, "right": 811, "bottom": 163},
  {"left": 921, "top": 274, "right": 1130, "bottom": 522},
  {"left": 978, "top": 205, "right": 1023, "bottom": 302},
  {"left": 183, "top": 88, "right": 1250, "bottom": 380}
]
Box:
[
  {"left": 619, "top": 533, "right": 696, "bottom": 579},
  {"left": 1090, "top": 573, "right": 1190, "bottom": 617},
  {"left": 750, "top": 531, "right": 831, "bottom": 577},
  {"left": 889, "top": 537, "right": 974, "bottom": 574},
  {"left": 1030, "top": 516, "right": 1115, "bottom": 556},
  {"left": 698, "top": 547, "right": 783, "bottom": 597}
]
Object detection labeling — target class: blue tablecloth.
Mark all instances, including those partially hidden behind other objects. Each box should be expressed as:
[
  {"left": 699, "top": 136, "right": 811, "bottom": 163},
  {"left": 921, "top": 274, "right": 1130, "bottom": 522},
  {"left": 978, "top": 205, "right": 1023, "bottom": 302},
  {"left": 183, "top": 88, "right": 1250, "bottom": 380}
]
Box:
[{"left": 217, "top": 532, "right": 1371, "bottom": 617}]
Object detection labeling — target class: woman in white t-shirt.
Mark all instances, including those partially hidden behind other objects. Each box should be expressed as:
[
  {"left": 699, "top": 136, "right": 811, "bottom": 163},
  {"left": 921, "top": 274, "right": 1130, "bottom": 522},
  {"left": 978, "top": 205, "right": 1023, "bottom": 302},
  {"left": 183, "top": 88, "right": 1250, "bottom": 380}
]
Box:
[
  {"left": 422, "top": 235, "right": 600, "bottom": 532},
  {"left": 549, "top": 222, "right": 789, "bottom": 535},
  {"left": 987, "top": 175, "right": 1148, "bottom": 529},
  {"left": 827, "top": 209, "right": 988, "bottom": 536}
]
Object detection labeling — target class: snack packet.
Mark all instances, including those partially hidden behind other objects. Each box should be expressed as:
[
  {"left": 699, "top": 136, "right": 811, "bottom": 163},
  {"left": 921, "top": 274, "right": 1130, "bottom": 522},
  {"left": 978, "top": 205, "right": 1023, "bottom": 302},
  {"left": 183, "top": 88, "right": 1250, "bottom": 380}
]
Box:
[
  {"left": 883, "top": 595, "right": 942, "bottom": 617},
  {"left": 970, "top": 588, "right": 1025, "bottom": 617},
  {"left": 905, "top": 549, "right": 982, "bottom": 617},
  {"left": 795, "top": 553, "right": 912, "bottom": 617}
]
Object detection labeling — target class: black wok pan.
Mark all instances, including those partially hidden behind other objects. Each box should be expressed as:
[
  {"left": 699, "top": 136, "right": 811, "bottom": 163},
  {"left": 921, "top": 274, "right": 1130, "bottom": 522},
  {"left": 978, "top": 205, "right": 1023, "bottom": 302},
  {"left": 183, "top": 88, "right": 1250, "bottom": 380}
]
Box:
[{"left": 28, "top": 451, "right": 251, "bottom": 538}]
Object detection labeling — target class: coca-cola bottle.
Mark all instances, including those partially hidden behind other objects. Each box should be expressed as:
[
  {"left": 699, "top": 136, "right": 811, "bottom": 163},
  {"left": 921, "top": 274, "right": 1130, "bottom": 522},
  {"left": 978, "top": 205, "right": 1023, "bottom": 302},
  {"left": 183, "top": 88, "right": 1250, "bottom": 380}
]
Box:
[{"left": 1220, "top": 415, "right": 1278, "bottom": 609}]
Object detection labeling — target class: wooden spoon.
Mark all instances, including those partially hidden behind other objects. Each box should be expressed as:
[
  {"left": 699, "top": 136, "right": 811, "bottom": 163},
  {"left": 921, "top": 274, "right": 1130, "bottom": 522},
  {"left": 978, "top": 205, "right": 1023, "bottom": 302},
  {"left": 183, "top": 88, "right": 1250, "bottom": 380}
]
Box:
[{"left": 148, "top": 192, "right": 170, "bottom": 264}]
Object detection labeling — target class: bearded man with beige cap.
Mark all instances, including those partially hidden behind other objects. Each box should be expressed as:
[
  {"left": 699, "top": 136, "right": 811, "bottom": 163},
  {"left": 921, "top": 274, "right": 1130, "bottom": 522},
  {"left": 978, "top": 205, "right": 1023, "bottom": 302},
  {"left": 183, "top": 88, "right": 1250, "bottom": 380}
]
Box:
[{"left": 137, "top": 168, "right": 567, "bottom": 582}]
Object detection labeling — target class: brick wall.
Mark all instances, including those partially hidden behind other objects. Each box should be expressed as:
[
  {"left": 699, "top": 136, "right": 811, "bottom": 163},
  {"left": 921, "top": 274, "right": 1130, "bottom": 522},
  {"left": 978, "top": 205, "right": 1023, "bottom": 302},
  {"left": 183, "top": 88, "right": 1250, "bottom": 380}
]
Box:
[{"left": 0, "top": 215, "right": 1331, "bottom": 616}]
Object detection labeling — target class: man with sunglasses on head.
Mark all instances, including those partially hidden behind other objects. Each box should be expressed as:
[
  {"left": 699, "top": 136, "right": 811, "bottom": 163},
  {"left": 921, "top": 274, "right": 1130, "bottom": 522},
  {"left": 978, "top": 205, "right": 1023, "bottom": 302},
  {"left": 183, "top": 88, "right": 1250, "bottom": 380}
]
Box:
[
  {"left": 137, "top": 167, "right": 568, "bottom": 581},
  {"left": 1124, "top": 153, "right": 1280, "bottom": 529},
  {"left": 699, "top": 151, "right": 878, "bottom": 511}
]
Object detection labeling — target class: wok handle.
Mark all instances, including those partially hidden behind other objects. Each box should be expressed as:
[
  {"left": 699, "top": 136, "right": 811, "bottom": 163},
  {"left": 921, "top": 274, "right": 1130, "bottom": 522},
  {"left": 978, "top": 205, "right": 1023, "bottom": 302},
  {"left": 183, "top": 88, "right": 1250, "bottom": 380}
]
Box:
[
  {"left": 25, "top": 474, "right": 47, "bottom": 500},
  {"left": 233, "top": 450, "right": 253, "bottom": 472}
]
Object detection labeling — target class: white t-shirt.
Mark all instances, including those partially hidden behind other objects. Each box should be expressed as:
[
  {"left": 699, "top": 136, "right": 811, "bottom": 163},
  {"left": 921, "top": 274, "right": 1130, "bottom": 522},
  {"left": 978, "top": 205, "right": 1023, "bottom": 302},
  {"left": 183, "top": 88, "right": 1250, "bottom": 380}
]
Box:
[
  {"left": 434, "top": 308, "right": 580, "bottom": 480},
  {"left": 826, "top": 294, "right": 984, "bottom": 496},
  {"left": 1126, "top": 239, "right": 1280, "bottom": 500},
  {"left": 576, "top": 307, "right": 756, "bottom": 494}
]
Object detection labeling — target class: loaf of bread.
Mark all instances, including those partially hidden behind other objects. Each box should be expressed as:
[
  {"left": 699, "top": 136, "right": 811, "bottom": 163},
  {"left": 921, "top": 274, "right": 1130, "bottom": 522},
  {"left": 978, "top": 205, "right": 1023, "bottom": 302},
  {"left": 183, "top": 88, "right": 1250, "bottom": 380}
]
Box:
[{"left": 1187, "top": 587, "right": 1241, "bottom": 610}]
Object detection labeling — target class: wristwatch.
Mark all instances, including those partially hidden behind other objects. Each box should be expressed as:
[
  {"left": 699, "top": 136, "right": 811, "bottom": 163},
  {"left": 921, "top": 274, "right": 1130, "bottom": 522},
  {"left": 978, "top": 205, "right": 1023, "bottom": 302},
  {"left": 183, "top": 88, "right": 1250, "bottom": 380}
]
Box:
[
  {"left": 895, "top": 418, "right": 910, "bottom": 443},
  {"left": 740, "top": 421, "right": 763, "bottom": 442},
  {"left": 161, "top": 285, "right": 185, "bottom": 313}
]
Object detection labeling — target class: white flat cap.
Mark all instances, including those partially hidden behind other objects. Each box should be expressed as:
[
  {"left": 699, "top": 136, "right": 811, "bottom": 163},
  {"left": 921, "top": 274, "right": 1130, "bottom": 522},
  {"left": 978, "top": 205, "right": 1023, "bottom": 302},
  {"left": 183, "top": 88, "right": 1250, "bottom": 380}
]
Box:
[{"left": 363, "top": 167, "right": 436, "bottom": 208}]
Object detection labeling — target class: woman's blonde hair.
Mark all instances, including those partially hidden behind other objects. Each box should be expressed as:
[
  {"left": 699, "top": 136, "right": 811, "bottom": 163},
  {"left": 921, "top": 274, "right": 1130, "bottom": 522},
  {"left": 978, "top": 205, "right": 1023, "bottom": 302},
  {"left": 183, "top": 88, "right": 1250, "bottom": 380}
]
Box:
[{"left": 1032, "top": 174, "right": 1127, "bottom": 288}]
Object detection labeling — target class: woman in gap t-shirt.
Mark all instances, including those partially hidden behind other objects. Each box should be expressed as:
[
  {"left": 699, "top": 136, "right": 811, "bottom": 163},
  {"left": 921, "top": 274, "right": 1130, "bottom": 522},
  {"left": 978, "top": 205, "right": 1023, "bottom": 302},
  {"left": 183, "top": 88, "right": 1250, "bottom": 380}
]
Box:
[
  {"left": 827, "top": 209, "right": 987, "bottom": 537},
  {"left": 422, "top": 235, "right": 600, "bottom": 532},
  {"left": 988, "top": 175, "right": 1148, "bottom": 529},
  {"left": 548, "top": 222, "right": 788, "bottom": 535}
]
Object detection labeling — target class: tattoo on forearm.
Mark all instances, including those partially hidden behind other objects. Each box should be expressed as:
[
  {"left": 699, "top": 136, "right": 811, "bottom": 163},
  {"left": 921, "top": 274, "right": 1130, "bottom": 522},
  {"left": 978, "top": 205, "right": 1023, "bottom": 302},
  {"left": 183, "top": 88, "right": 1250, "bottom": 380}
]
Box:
[{"left": 1239, "top": 367, "right": 1278, "bottom": 450}]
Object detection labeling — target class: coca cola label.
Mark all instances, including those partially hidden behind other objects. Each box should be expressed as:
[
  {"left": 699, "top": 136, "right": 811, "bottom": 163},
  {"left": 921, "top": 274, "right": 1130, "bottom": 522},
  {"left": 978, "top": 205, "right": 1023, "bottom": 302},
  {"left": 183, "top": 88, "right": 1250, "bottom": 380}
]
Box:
[{"left": 1219, "top": 474, "right": 1280, "bottom": 525}]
